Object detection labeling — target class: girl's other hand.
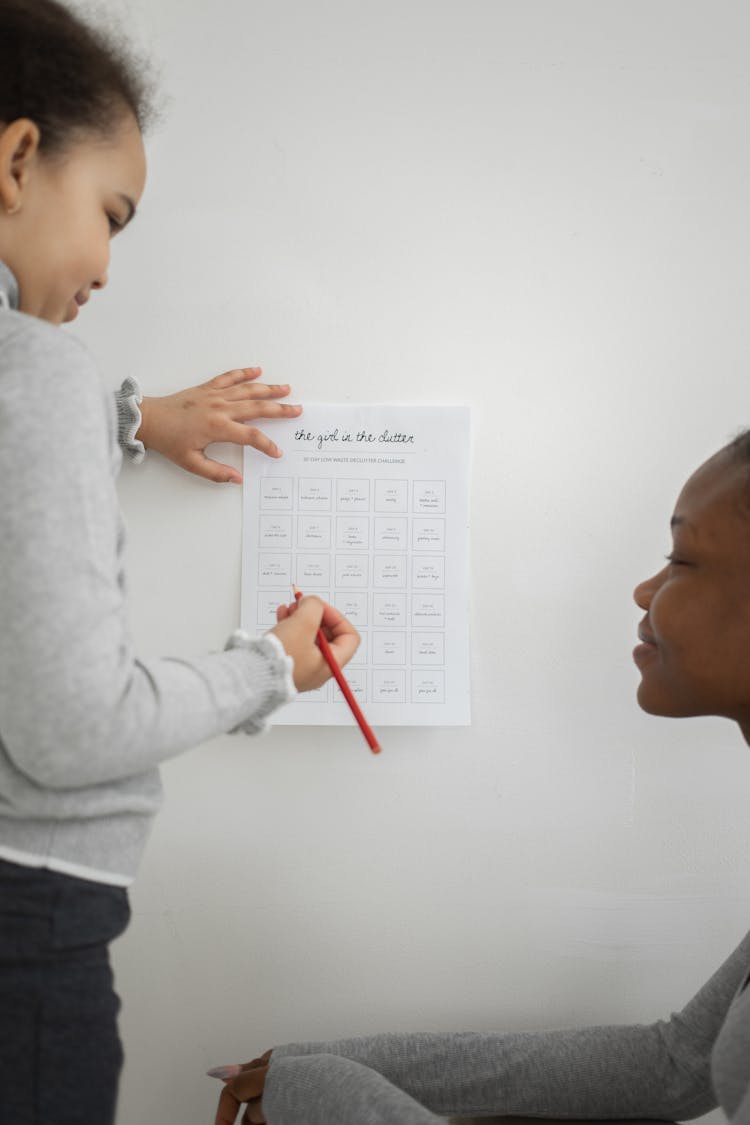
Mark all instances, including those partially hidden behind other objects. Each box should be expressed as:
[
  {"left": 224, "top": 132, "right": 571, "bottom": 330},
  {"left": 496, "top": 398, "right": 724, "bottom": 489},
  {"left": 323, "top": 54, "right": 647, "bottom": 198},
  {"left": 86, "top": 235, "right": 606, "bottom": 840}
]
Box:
[
  {"left": 137, "top": 367, "right": 302, "bottom": 484},
  {"left": 270, "top": 596, "right": 360, "bottom": 691}
]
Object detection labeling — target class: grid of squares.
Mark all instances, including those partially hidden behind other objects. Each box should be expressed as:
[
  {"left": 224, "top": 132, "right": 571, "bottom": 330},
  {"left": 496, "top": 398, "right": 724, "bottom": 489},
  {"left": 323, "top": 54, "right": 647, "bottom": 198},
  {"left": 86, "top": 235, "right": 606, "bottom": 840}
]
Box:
[{"left": 255, "top": 476, "right": 447, "bottom": 704}]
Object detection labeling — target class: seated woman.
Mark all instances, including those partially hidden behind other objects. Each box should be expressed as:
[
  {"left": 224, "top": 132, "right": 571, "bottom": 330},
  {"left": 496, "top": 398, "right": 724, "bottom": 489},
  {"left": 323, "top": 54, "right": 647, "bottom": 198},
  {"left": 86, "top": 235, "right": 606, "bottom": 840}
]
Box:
[{"left": 210, "top": 432, "right": 750, "bottom": 1125}]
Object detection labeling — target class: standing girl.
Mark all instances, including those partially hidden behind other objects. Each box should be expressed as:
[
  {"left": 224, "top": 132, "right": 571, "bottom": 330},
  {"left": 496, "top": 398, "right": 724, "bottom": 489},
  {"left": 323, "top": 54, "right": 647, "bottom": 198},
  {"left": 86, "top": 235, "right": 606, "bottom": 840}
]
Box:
[{"left": 0, "top": 2, "right": 359, "bottom": 1123}]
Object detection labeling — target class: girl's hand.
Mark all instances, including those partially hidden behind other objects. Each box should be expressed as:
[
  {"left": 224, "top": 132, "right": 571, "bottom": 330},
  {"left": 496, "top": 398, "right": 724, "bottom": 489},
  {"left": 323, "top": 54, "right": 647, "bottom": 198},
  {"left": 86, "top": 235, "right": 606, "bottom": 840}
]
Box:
[
  {"left": 209, "top": 1049, "right": 272, "bottom": 1125},
  {"left": 137, "top": 367, "right": 302, "bottom": 484},
  {"left": 270, "top": 596, "right": 360, "bottom": 691}
]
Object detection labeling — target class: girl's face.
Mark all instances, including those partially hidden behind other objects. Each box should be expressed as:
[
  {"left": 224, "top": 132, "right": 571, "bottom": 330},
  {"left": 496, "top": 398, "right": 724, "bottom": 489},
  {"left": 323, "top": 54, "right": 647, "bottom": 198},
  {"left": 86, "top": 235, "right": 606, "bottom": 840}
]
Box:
[
  {"left": 633, "top": 449, "right": 750, "bottom": 741},
  {"left": 0, "top": 113, "right": 146, "bottom": 325}
]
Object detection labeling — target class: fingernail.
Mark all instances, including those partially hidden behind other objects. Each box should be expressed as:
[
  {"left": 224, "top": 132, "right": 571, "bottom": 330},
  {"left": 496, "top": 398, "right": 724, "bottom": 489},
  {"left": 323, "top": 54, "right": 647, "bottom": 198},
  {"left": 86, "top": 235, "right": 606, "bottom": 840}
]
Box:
[{"left": 207, "top": 1065, "right": 242, "bottom": 1080}]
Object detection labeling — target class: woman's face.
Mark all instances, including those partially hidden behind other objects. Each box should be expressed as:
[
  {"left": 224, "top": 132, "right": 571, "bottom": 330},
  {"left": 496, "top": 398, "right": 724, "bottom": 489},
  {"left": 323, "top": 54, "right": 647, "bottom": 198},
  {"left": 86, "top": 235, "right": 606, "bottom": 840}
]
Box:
[{"left": 633, "top": 449, "right": 750, "bottom": 739}]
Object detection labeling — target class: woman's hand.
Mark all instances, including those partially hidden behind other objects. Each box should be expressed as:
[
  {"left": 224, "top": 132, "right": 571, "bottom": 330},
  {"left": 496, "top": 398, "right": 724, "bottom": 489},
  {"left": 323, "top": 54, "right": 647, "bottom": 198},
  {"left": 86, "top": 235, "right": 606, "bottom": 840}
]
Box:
[
  {"left": 137, "top": 367, "right": 301, "bottom": 483},
  {"left": 270, "top": 596, "right": 360, "bottom": 691},
  {"left": 209, "top": 1049, "right": 272, "bottom": 1125}
]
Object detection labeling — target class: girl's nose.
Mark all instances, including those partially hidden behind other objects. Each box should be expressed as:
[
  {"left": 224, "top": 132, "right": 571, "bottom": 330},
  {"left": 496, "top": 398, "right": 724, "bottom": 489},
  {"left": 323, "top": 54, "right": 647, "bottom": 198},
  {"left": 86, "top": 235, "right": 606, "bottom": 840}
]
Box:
[{"left": 92, "top": 271, "right": 108, "bottom": 290}]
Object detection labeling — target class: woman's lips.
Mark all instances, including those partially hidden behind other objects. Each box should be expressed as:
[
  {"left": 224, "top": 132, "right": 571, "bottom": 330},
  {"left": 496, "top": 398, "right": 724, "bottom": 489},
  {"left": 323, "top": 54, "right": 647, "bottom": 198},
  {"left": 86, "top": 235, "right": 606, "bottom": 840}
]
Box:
[{"left": 633, "top": 638, "right": 658, "bottom": 666}]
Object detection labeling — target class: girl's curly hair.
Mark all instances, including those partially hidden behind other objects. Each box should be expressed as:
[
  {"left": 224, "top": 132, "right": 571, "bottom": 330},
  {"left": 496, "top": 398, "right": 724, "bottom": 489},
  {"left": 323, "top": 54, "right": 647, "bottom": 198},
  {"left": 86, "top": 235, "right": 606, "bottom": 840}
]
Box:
[{"left": 0, "top": 0, "right": 156, "bottom": 155}]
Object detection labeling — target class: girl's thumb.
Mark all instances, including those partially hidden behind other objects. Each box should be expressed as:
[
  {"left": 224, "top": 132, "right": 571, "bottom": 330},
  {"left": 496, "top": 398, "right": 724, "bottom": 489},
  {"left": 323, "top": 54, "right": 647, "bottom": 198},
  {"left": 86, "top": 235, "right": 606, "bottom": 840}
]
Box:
[{"left": 292, "top": 594, "right": 324, "bottom": 631}]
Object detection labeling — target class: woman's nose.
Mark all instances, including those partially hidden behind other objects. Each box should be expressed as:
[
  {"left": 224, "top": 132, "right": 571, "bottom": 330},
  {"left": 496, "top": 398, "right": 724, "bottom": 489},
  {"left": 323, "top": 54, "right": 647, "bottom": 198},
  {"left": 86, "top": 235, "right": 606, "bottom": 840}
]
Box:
[
  {"left": 633, "top": 566, "right": 665, "bottom": 610},
  {"left": 91, "top": 271, "right": 108, "bottom": 290},
  {"left": 633, "top": 579, "right": 651, "bottom": 610}
]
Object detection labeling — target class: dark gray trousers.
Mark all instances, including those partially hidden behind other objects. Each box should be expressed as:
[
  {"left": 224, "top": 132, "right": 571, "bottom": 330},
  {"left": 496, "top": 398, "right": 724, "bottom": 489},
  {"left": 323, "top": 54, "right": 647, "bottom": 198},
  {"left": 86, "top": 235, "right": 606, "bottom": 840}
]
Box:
[{"left": 0, "top": 859, "right": 130, "bottom": 1125}]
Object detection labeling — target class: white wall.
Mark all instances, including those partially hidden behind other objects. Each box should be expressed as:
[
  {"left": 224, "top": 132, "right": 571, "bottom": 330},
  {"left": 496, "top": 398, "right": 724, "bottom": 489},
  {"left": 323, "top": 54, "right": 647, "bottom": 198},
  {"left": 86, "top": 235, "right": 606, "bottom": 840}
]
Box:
[{"left": 71, "top": 2, "right": 750, "bottom": 1122}]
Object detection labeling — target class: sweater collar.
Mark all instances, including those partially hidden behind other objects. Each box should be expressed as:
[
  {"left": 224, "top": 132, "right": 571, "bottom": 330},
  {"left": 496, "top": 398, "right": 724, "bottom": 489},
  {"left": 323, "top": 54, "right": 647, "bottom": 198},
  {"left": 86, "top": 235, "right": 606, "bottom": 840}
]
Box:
[{"left": 0, "top": 261, "right": 20, "bottom": 311}]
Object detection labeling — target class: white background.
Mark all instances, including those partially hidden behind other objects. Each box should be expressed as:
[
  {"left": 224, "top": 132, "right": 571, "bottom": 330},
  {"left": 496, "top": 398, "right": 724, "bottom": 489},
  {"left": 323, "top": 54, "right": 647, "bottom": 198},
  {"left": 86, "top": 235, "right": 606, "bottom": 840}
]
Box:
[{"left": 70, "top": 3, "right": 750, "bottom": 1122}]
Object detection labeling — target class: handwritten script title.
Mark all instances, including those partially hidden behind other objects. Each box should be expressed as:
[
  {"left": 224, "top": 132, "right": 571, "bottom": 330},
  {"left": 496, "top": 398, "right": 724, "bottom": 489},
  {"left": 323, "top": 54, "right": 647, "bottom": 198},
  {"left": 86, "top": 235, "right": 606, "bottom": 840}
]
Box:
[{"left": 293, "top": 427, "right": 416, "bottom": 452}]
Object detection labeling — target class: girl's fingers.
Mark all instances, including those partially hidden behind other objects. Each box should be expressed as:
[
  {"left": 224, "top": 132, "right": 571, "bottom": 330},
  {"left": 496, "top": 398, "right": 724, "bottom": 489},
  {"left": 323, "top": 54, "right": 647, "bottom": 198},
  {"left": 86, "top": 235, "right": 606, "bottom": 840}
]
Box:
[
  {"left": 183, "top": 450, "right": 242, "bottom": 484},
  {"left": 234, "top": 402, "right": 302, "bottom": 422},
  {"left": 281, "top": 596, "right": 357, "bottom": 643},
  {"left": 326, "top": 626, "right": 361, "bottom": 662},
  {"left": 316, "top": 602, "right": 360, "bottom": 666},
  {"left": 211, "top": 367, "right": 264, "bottom": 389},
  {"left": 275, "top": 601, "right": 299, "bottom": 622},
  {"left": 247, "top": 383, "right": 292, "bottom": 399},
  {"left": 319, "top": 600, "right": 359, "bottom": 639},
  {"left": 225, "top": 382, "right": 293, "bottom": 401},
  {"left": 230, "top": 425, "right": 283, "bottom": 458}
]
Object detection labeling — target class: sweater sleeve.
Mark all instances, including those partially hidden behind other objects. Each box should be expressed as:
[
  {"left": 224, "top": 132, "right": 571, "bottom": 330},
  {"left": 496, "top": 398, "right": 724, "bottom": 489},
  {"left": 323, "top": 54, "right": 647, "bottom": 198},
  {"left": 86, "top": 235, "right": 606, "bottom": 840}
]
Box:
[
  {"left": 0, "top": 322, "right": 294, "bottom": 788},
  {"left": 114, "top": 375, "right": 146, "bottom": 463},
  {"left": 263, "top": 929, "right": 750, "bottom": 1124},
  {"left": 265, "top": 1055, "right": 442, "bottom": 1125},
  {"left": 733, "top": 1087, "right": 750, "bottom": 1125}
]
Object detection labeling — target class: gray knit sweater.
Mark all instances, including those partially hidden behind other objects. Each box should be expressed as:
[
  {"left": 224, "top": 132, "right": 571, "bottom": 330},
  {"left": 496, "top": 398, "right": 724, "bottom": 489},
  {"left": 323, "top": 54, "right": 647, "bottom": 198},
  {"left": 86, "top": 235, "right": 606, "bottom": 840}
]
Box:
[
  {"left": 0, "top": 262, "right": 295, "bottom": 886},
  {"left": 264, "top": 927, "right": 750, "bottom": 1123}
]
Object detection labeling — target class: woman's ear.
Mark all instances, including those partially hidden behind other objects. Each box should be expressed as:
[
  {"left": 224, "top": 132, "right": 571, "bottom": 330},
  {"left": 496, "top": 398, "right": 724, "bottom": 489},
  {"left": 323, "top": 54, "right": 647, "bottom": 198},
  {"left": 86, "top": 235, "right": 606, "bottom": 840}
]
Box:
[{"left": 0, "top": 119, "right": 41, "bottom": 216}]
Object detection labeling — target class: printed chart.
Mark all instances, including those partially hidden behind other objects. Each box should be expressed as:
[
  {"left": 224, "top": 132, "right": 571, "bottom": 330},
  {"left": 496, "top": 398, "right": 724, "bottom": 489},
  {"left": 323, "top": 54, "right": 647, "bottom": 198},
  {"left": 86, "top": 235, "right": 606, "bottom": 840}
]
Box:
[{"left": 241, "top": 404, "right": 471, "bottom": 725}]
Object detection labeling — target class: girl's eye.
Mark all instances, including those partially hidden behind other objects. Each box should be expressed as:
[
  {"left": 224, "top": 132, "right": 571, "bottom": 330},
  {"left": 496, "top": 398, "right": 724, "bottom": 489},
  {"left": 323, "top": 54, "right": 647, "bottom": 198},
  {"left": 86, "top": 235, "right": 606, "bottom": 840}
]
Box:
[
  {"left": 107, "top": 214, "right": 123, "bottom": 235},
  {"left": 665, "top": 553, "right": 689, "bottom": 567}
]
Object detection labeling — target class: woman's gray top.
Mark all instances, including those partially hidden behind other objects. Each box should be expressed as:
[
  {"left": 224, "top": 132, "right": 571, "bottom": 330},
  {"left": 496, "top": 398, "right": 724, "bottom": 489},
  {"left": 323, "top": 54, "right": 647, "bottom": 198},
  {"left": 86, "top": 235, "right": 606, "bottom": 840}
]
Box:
[{"left": 264, "top": 927, "right": 750, "bottom": 1123}]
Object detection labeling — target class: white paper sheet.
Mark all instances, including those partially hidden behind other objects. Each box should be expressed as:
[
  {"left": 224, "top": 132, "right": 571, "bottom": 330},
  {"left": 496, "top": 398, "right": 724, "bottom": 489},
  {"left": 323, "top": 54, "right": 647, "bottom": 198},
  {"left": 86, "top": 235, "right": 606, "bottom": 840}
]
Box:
[{"left": 241, "top": 404, "right": 471, "bottom": 726}]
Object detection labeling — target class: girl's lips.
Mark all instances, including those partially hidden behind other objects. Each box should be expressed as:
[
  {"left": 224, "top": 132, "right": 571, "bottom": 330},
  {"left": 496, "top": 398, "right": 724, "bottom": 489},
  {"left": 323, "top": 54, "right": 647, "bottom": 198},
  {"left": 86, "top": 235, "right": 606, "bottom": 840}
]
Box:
[{"left": 67, "top": 293, "right": 88, "bottom": 321}]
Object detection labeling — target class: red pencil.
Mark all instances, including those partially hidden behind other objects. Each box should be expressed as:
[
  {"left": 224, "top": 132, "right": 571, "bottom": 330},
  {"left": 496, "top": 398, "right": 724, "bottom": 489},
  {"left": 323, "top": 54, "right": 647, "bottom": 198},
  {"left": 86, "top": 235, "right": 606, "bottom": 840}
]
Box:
[{"left": 293, "top": 586, "right": 381, "bottom": 754}]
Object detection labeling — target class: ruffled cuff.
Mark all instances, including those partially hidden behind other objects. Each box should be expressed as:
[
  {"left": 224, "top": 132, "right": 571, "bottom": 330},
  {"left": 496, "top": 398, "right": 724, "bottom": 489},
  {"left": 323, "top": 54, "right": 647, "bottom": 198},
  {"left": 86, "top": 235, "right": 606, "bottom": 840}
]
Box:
[
  {"left": 115, "top": 376, "right": 146, "bottom": 464},
  {"left": 224, "top": 630, "right": 296, "bottom": 734}
]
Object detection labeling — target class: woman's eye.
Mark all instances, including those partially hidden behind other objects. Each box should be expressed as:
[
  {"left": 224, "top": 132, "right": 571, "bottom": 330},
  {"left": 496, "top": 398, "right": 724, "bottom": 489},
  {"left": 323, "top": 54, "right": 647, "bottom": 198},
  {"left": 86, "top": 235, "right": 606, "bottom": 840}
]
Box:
[
  {"left": 107, "top": 214, "right": 122, "bottom": 235},
  {"left": 665, "top": 553, "right": 688, "bottom": 567}
]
